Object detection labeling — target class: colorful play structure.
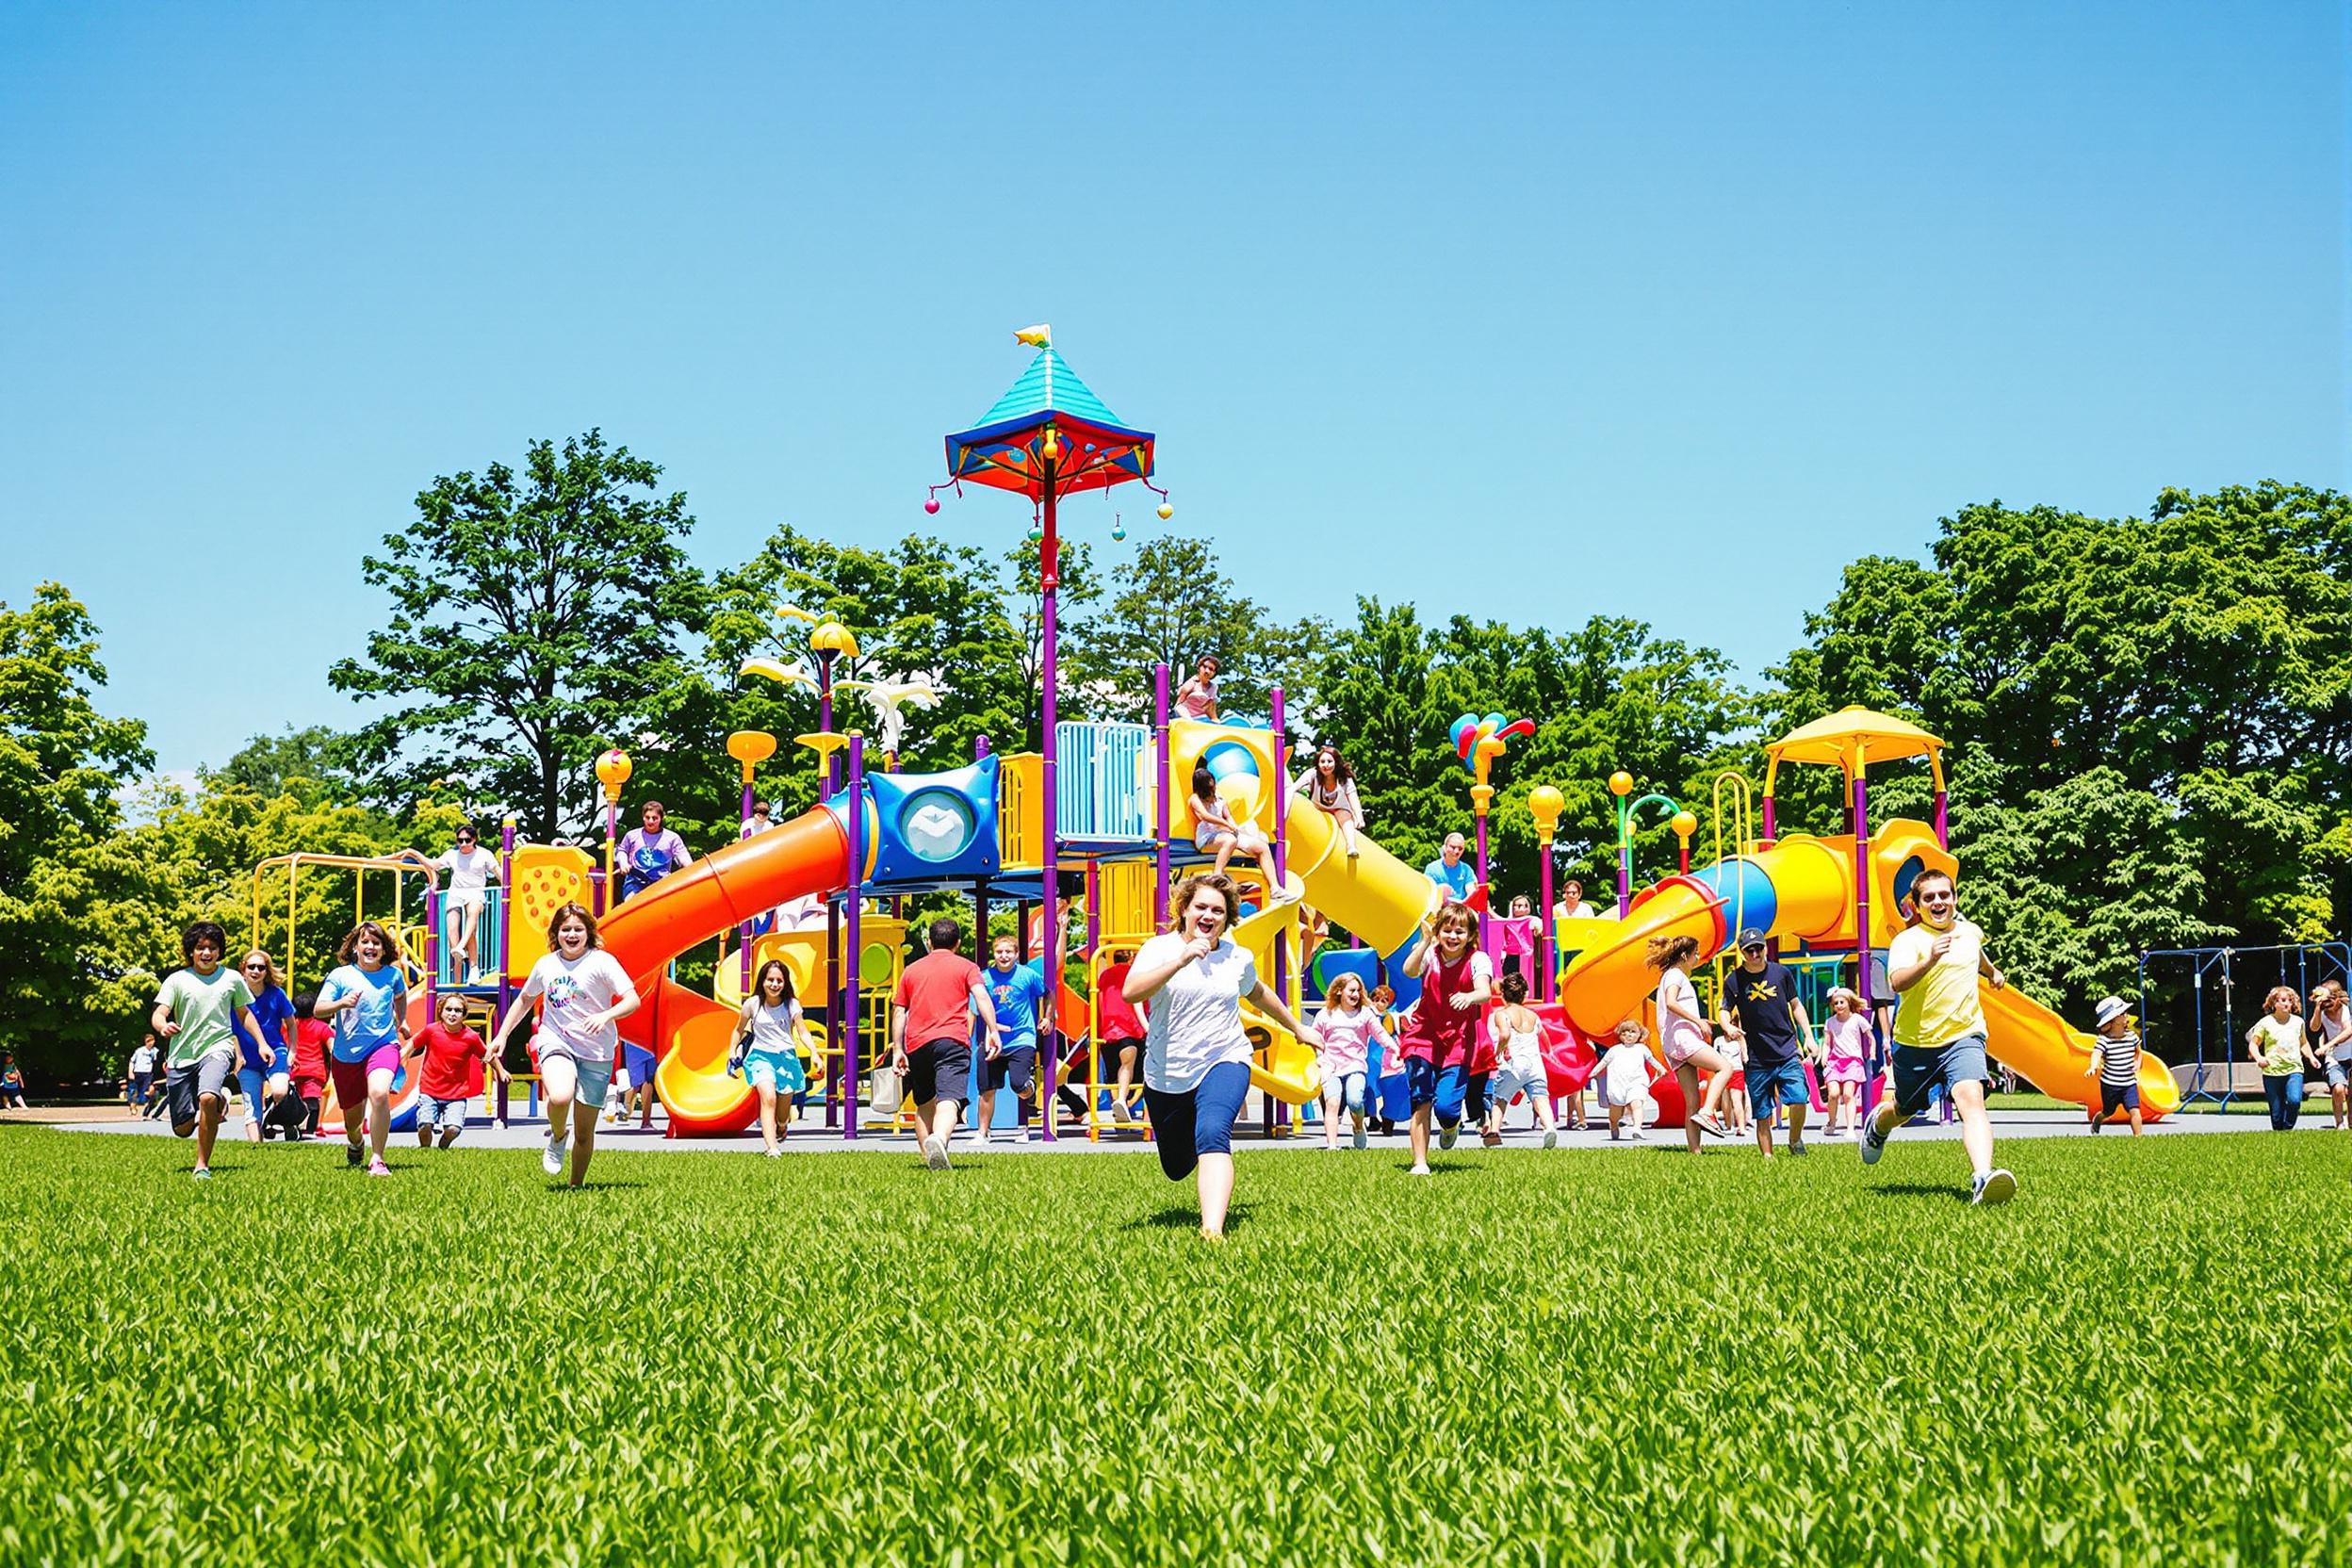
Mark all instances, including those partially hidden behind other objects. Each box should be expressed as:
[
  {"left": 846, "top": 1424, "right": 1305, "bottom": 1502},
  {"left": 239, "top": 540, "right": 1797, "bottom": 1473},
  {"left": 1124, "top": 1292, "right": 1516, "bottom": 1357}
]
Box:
[{"left": 248, "top": 332, "right": 2182, "bottom": 1140}]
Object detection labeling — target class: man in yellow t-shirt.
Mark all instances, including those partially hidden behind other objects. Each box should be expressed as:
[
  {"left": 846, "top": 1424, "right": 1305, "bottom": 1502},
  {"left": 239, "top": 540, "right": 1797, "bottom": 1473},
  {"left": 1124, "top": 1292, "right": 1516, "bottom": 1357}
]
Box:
[{"left": 1859, "top": 868, "right": 2017, "bottom": 1205}]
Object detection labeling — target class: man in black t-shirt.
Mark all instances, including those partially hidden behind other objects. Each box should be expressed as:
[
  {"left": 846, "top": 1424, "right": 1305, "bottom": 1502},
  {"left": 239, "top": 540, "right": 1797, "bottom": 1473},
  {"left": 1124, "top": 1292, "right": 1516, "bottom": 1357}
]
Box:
[{"left": 1717, "top": 927, "right": 1821, "bottom": 1158}]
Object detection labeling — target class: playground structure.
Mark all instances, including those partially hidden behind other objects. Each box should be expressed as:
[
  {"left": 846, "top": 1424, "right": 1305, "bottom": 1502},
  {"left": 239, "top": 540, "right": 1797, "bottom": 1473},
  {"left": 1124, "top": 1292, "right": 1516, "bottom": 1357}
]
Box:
[
  {"left": 244, "top": 338, "right": 2187, "bottom": 1145},
  {"left": 2137, "top": 942, "right": 2350, "bottom": 1109}
]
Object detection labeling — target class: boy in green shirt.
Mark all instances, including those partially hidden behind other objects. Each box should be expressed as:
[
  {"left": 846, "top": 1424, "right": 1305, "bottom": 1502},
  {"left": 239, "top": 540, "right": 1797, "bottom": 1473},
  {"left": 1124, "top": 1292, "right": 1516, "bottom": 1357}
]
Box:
[{"left": 151, "top": 921, "right": 261, "bottom": 1180}]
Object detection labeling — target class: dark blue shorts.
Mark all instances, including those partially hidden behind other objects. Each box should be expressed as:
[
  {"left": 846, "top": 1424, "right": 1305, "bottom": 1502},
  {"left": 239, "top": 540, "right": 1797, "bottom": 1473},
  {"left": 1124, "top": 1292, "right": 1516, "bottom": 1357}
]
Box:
[
  {"left": 1142, "top": 1059, "right": 1251, "bottom": 1181},
  {"left": 1892, "top": 1034, "right": 1989, "bottom": 1116},
  {"left": 986, "top": 1045, "right": 1037, "bottom": 1095},
  {"left": 1403, "top": 1058, "right": 1472, "bottom": 1125},
  {"left": 907, "top": 1039, "right": 972, "bottom": 1106},
  {"left": 2099, "top": 1081, "right": 2140, "bottom": 1115}
]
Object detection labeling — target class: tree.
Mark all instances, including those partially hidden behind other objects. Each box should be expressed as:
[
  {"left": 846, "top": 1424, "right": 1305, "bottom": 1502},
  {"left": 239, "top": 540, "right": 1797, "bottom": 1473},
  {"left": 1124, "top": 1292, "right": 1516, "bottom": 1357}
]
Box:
[
  {"left": 0, "top": 584, "right": 155, "bottom": 1081},
  {"left": 204, "top": 724, "right": 373, "bottom": 803},
  {"left": 1072, "top": 537, "right": 1331, "bottom": 725},
  {"left": 330, "top": 431, "right": 709, "bottom": 841},
  {"left": 1767, "top": 482, "right": 2352, "bottom": 1010}
]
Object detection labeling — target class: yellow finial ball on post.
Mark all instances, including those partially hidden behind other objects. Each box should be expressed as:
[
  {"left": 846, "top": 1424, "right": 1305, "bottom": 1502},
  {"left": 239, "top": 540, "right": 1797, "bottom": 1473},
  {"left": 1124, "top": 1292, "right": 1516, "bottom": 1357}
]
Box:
[
  {"left": 1527, "top": 784, "right": 1565, "bottom": 841},
  {"left": 1609, "top": 770, "right": 1634, "bottom": 798},
  {"left": 1670, "top": 809, "right": 1698, "bottom": 840},
  {"left": 596, "top": 748, "right": 632, "bottom": 805}
]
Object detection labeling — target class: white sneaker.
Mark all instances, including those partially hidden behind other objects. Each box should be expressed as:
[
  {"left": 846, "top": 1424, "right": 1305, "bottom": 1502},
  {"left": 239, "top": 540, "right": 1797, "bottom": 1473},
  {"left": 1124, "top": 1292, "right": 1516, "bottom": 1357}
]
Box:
[
  {"left": 1543, "top": 1128, "right": 1559, "bottom": 1150},
  {"left": 542, "top": 1130, "right": 568, "bottom": 1177},
  {"left": 921, "top": 1135, "right": 950, "bottom": 1171},
  {"left": 1628, "top": 1128, "right": 1648, "bottom": 1141},
  {"left": 1860, "top": 1101, "right": 1901, "bottom": 1166},
  {"left": 1439, "top": 1125, "right": 1459, "bottom": 1152},
  {"left": 764, "top": 1146, "right": 783, "bottom": 1159},
  {"left": 1972, "top": 1168, "right": 2017, "bottom": 1205},
  {"left": 1408, "top": 1163, "right": 1431, "bottom": 1176}
]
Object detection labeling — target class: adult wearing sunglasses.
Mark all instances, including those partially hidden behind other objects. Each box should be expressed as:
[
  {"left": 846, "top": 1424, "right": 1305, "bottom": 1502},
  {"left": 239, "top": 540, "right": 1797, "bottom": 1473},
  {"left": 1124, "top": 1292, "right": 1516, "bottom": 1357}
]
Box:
[{"left": 434, "top": 825, "right": 502, "bottom": 984}]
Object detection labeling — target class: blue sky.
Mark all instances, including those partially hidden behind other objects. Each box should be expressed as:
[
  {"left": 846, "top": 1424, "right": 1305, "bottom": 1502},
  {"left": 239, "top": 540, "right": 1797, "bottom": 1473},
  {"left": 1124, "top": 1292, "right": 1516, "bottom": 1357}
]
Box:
[{"left": 4, "top": 1, "right": 2344, "bottom": 775}]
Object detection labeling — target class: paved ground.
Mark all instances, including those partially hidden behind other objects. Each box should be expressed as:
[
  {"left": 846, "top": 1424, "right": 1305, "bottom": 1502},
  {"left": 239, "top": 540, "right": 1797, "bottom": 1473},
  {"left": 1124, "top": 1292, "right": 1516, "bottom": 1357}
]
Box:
[{"left": 29, "top": 1097, "right": 2348, "bottom": 1156}]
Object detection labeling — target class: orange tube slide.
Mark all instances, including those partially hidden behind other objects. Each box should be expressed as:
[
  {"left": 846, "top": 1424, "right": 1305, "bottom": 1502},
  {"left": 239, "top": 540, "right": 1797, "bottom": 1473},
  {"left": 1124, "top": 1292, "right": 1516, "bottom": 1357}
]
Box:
[{"left": 600, "top": 806, "right": 852, "bottom": 1135}]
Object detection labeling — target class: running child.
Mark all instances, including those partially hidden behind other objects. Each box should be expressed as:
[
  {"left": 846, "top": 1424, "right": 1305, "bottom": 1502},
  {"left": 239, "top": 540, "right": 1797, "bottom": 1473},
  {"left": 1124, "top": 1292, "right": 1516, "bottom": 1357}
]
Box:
[
  {"left": 1860, "top": 868, "right": 2017, "bottom": 1203},
  {"left": 1647, "top": 934, "right": 1734, "bottom": 1152},
  {"left": 889, "top": 917, "right": 1002, "bottom": 1170},
  {"left": 1719, "top": 929, "right": 1821, "bottom": 1158},
  {"left": 1188, "top": 764, "right": 1271, "bottom": 879},
  {"left": 230, "top": 950, "right": 295, "bottom": 1145},
  {"left": 2309, "top": 982, "right": 2352, "bottom": 1132},
  {"left": 1397, "top": 902, "right": 1494, "bottom": 1175},
  {"left": 313, "top": 922, "right": 412, "bottom": 1176},
  {"left": 1595, "top": 1019, "right": 1653, "bottom": 1140},
  {"left": 2245, "top": 986, "right": 2310, "bottom": 1133},
  {"left": 127, "top": 1033, "right": 159, "bottom": 1111},
  {"left": 978, "top": 933, "right": 1047, "bottom": 1142},
  {"left": 1820, "top": 986, "right": 1873, "bottom": 1136},
  {"left": 1315, "top": 972, "right": 1395, "bottom": 1151},
  {"left": 407, "top": 993, "right": 504, "bottom": 1149},
  {"left": 1483, "top": 971, "right": 1560, "bottom": 1148},
  {"left": 274, "top": 995, "right": 330, "bottom": 1140},
  {"left": 727, "top": 958, "right": 806, "bottom": 1156},
  {"left": 151, "top": 921, "right": 262, "bottom": 1180},
  {"left": 2084, "top": 995, "right": 2144, "bottom": 1135},
  {"left": 1369, "top": 983, "right": 1404, "bottom": 1135},
  {"left": 489, "top": 902, "right": 641, "bottom": 1187}
]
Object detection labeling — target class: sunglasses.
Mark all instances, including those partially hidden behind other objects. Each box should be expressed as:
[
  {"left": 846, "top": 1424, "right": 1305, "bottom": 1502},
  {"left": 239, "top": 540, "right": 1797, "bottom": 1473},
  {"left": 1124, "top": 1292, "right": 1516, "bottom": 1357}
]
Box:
[{"left": 242, "top": 961, "right": 270, "bottom": 972}]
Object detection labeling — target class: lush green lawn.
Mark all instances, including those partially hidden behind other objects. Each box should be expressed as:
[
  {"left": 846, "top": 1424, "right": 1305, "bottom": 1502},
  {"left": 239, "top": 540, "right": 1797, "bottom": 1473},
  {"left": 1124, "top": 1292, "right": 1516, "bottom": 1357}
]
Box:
[{"left": 5, "top": 1127, "right": 2347, "bottom": 1566}]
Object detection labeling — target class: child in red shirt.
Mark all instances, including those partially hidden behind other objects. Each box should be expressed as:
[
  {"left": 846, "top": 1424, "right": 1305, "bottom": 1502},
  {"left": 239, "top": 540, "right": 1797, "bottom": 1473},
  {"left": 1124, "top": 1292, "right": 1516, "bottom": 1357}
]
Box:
[
  {"left": 270, "top": 998, "right": 334, "bottom": 1140},
  {"left": 406, "top": 993, "right": 507, "bottom": 1149}
]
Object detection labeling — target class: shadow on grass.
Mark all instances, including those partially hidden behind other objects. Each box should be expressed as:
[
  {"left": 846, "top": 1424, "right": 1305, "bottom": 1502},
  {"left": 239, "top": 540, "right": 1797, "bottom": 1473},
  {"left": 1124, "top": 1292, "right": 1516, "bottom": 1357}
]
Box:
[
  {"left": 1125, "top": 1201, "right": 1256, "bottom": 1233},
  {"left": 547, "top": 1177, "right": 648, "bottom": 1192}
]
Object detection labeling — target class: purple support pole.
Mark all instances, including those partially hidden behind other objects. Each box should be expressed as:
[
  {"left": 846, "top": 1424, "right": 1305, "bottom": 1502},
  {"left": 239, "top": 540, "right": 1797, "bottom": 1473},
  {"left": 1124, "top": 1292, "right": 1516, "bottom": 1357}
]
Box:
[
  {"left": 1760, "top": 793, "right": 1777, "bottom": 843},
  {"left": 1537, "top": 840, "right": 1555, "bottom": 1004},
  {"left": 1037, "top": 477, "right": 1064, "bottom": 1142},
  {"left": 495, "top": 820, "right": 516, "bottom": 1123},
  {"left": 825, "top": 897, "right": 841, "bottom": 1129},
  {"left": 601, "top": 799, "right": 618, "bottom": 918},
  {"left": 740, "top": 773, "right": 757, "bottom": 993},
  {"left": 1854, "top": 770, "right": 1878, "bottom": 1119},
  {"left": 1271, "top": 686, "right": 1290, "bottom": 1135},
  {"left": 844, "top": 735, "right": 865, "bottom": 1140},
  {"left": 1933, "top": 788, "right": 1948, "bottom": 849},
  {"left": 818, "top": 651, "right": 837, "bottom": 802},
  {"left": 1153, "top": 662, "right": 1172, "bottom": 932},
  {"left": 1475, "top": 808, "right": 1495, "bottom": 962}
]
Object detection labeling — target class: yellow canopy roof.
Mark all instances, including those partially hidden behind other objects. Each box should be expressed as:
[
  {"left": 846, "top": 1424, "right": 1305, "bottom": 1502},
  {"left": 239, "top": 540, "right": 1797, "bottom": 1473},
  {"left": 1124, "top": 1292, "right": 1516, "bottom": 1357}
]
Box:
[{"left": 1765, "top": 706, "right": 1946, "bottom": 787}]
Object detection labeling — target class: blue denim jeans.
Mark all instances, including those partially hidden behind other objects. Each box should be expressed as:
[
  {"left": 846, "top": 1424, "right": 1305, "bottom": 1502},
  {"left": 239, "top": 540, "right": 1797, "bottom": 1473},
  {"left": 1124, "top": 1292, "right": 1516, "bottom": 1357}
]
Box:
[{"left": 2262, "top": 1070, "right": 2304, "bottom": 1131}]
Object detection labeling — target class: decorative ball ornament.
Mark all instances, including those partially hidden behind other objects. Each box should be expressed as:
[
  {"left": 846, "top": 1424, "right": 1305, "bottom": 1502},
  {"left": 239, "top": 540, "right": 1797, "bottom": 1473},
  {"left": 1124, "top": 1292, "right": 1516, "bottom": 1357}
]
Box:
[
  {"left": 1156, "top": 502, "right": 1174, "bottom": 521},
  {"left": 1111, "top": 519, "right": 1127, "bottom": 542},
  {"left": 923, "top": 498, "right": 940, "bottom": 515},
  {"left": 1040, "top": 429, "right": 1061, "bottom": 462},
  {"left": 1609, "top": 770, "right": 1634, "bottom": 798},
  {"left": 1027, "top": 523, "right": 1044, "bottom": 545},
  {"left": 1670, "top": 809, "right": 1699, "bottom": 839}
]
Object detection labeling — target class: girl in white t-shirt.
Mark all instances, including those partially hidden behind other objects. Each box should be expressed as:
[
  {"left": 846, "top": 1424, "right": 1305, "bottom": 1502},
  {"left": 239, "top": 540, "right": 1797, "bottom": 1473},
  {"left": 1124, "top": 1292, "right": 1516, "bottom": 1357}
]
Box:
[
  {"left": 2306, "top": 981, "right": 2352, "bottom": 1131},
  {"left": 433, "top": 825, "right": 501, "bottom": 983},
  {"left": 489, "top": 901, "right": 640, "bottom": 1188},
  {"left": 1647, "top": 934, "right": 1735, "bottom": 1152},
  {"left": 1189, "top": 764, "right": 1270, "bottom": 878},
  {"left": 1290, "top": 744, "right": 1364, "bottom": 859},
  {"left": 728, "top": 959, "right": 807, "bottom": 1157},
  {"left": 1123, "top": 872, "right": 1321, "bottom": 1238},
  {"left": 1482, "top": 971, "right": 1560, "bottom": 1148}
]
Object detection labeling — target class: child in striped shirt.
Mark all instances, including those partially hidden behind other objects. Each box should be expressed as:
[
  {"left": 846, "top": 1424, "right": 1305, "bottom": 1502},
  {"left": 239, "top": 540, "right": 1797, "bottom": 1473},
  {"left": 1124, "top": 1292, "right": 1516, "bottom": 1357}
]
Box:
[{"left": 2086, "top": 995, "right": 2144, "bottom": 1135}]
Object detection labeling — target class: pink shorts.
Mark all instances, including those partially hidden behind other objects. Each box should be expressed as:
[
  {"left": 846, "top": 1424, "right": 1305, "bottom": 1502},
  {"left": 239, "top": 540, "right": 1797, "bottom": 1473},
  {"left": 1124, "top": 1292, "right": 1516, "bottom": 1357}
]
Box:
[
  {"left": 1825, "top": 1055, "right": 1865, "bottom": 1085},
  {"left": 328, "top": 1042, "right": 402, "bottom": 1108},
  {"left": 1661, "top": 1026, "right": 1710, "bottom": 1068}
]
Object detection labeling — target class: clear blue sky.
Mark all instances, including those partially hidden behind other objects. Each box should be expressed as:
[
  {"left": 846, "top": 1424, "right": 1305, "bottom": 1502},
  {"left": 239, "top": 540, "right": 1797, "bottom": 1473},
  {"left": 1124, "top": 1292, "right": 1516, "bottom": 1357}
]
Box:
[{"left": 5, "top": 1, "right": 2344, "bottom": 775}]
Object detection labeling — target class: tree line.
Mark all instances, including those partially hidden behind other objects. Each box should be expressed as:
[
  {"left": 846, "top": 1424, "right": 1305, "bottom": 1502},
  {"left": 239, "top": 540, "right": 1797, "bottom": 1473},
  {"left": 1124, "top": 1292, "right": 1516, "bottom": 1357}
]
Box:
[{"left": 5, "top": 429, "right": 2342, "bottom": 1084}]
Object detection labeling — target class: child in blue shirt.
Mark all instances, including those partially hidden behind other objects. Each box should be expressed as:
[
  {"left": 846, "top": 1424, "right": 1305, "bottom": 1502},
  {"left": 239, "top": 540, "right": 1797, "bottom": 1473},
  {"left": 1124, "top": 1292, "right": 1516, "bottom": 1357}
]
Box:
[{"left": 978, "top": 933, "right": 1046, "bottom": 1141}]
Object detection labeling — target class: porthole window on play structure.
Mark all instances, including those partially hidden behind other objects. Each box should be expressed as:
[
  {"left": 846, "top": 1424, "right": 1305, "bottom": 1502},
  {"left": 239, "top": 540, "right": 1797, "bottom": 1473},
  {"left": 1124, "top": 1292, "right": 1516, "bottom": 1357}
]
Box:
[
  {"left": 1890, "top": 854, "right": 1926, "bottom": 915},
  {"left": 899, "top": 789, "right": 977, "bottom": 863}
]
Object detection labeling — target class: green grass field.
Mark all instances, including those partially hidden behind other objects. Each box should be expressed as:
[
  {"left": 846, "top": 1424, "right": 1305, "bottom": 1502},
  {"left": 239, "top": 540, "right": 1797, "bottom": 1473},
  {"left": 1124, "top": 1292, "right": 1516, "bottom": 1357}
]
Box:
[{"left": 6, "top": 1127, "right": 2347, "bottom": 1566}]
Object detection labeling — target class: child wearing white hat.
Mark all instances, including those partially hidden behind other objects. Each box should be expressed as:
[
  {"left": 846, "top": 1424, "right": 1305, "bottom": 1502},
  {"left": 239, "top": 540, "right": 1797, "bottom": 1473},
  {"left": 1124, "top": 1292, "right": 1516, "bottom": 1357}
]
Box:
[{"left": 2086, "top": 996, "right": 2144, "bottom": 1136}]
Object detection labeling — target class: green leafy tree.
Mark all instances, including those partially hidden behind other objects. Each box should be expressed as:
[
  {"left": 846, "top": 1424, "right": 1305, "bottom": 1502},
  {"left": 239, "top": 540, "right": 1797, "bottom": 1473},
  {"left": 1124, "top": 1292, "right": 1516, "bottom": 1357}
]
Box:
[
  {"left": 330, "top": 431, "right": 709, "bottom": 841},
  {"left": 204, "top": 724, "right": 375, "bottom": 805},
  {"left": 1073, "top": 537, "right": 1330, "bottom": 725},
  {"left": 0, "top": 584, "right": 155, "bottom": 1082}
]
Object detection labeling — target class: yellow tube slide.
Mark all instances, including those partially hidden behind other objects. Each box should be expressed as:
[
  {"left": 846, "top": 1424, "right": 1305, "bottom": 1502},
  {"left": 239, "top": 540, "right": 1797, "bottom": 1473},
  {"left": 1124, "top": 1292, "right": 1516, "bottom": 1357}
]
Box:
[
  {"left": 1282, "top": 796, "right": 1441, "bottom": 955},
  {"left": 1980, "top": 984, "right": 2181, "bottom": 1119}
]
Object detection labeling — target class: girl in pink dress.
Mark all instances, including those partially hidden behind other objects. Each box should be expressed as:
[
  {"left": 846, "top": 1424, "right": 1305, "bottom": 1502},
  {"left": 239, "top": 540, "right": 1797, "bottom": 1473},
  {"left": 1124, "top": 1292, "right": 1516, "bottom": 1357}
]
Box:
[{"left": 1821, "top": 986, "right": 1874, "bottom": 1135}]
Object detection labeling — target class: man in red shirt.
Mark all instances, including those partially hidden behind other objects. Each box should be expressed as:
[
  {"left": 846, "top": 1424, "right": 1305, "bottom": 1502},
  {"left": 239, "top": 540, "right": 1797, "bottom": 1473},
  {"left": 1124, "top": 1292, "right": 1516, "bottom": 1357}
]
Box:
[
  {"left": 890, "top": 917, "right": 1002, "bottom": 1170},
  {"left": 406, "top": 993, "right": 509, "bottom": 1149}
]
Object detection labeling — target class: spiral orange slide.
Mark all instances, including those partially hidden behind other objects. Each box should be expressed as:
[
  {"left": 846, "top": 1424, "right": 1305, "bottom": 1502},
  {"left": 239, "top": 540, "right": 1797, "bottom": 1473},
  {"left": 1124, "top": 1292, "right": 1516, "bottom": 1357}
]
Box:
[{"left": 602, "top": 806, "right": 854, "bottom": 1135}]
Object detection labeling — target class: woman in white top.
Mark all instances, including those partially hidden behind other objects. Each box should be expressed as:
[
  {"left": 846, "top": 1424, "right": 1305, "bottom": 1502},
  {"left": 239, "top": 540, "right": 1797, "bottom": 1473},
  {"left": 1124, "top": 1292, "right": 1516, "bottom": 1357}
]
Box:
[
  {"left": 2310, "top": 981, "right": 2352, "bottom": 1131},
  {"left": 489, "top": 901, "right": 640, "bottom": 1189},
  {"left": 728, "top": 959, "right": 807, "bottom": 1156},
  {"left": 434, "top": 825, "right": 501, "bottom": 984},
  {"left": 1290, "top": 744, "right": 1364, "bottom": 859},
  {"left": 1646, "top": 933, "right": 1734, "bottom": 1152},
  {"left": 1123, "top": 872, "right": 1322, "bottom": 1239}
]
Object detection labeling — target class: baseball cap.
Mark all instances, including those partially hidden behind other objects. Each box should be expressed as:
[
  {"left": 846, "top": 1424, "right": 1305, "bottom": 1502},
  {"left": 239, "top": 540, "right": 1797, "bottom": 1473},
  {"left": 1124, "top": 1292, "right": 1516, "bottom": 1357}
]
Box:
[{"left": 1736, "top": 927, "right": 1769, "bottom": 950}]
